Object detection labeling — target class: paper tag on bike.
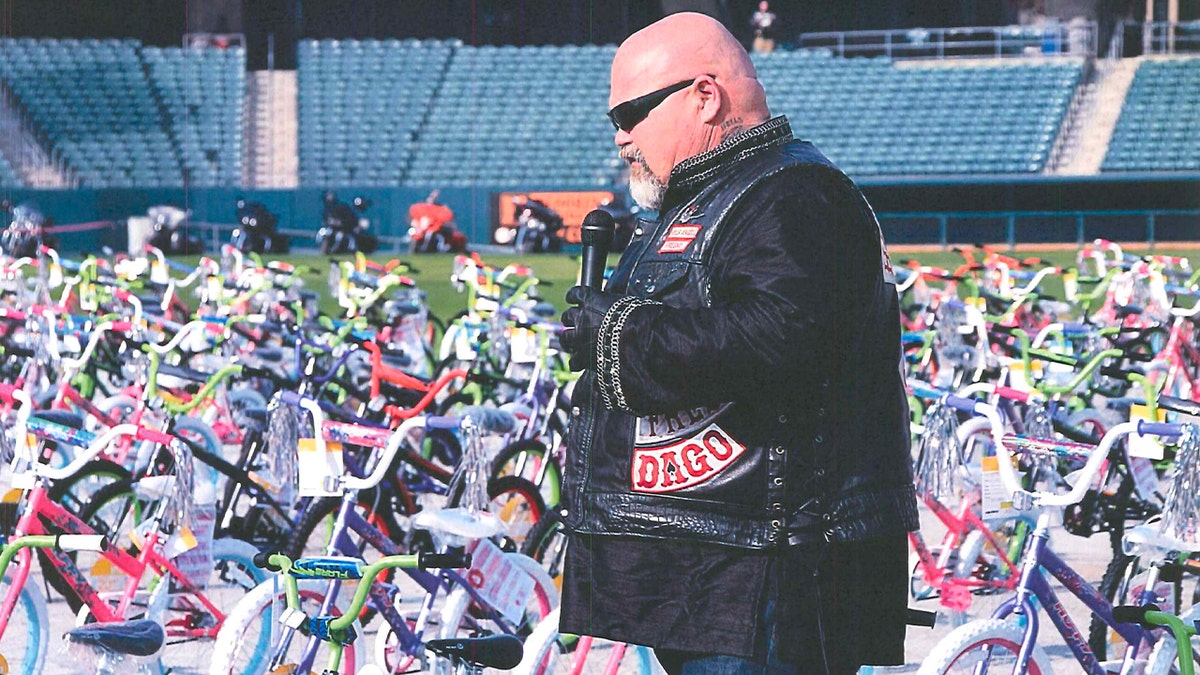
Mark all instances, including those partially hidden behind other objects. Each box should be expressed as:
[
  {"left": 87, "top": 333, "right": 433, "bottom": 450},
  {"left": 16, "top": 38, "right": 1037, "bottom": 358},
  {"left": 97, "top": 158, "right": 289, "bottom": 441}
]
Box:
[
  {"left": 509, "top": 327, "right": 539, "bottom": 364},
  {"left": 980, "top": 442, "right": 1017, "bottom": 520},
  {"left": 1006, "top": 362, "right": 1042, "bottom": 394},
  {"left": 465, "top": 538, "right": 536, "bottom": 625},
  {"left": 297, "top": 438, "right": 344, "bottom": 497},
  {"left": 1128, "top": 404, "right": 1165, "bottom": 460},
  {"left": 454, "top": 332, "right": 478, "bottom": 361}
]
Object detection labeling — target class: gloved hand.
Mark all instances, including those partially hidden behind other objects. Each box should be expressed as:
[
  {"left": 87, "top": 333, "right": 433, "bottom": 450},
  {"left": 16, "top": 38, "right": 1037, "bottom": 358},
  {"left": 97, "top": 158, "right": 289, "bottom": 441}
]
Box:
[{"left": 559, "top": 285, "right": 625, "bottom": 371}]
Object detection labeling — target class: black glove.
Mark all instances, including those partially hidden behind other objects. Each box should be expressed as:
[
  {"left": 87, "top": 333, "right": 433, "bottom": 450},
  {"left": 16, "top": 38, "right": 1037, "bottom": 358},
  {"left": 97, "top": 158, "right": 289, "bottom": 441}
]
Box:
[{"left": 559, "top": 285, "right": 624, "bottom": 371}]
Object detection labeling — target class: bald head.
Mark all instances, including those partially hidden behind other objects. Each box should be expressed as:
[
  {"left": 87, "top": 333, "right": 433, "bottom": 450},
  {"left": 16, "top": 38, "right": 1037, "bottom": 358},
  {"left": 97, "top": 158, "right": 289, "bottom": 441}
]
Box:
[{"left": 610, "top": 13, "right": 770, "bottom": 186}]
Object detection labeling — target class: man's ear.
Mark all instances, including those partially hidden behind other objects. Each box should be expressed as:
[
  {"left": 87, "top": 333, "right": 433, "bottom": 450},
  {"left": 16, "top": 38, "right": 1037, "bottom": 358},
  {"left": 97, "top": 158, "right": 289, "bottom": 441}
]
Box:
[{"left": 695, "top": 75, "right": 723, "bottom": 125}]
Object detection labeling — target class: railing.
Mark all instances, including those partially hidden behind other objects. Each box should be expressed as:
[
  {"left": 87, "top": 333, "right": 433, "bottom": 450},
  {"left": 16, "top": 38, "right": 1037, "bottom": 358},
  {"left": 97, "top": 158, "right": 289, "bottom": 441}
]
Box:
[
  {"left": 0, "top": 83, "right": 78, "bottom": 188},
  {"left": 1142, "top": 21, "right": 1200, "bottom": 55},
  {"left": 798, "top": 22, "right": 1097, "bottom": 60},
  {"left": 880, "top": 209, "right": 1200, "bottom": 248}
]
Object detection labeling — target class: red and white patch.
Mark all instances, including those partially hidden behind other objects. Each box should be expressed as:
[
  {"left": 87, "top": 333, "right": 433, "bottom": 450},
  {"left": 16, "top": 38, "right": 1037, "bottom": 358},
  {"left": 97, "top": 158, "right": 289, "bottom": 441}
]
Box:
[
  {"left": 657, "top": 224, "right": 701, "bottom": 254},
  {"left": 631, "top": 422, "right": 746, "bottom": 494}
]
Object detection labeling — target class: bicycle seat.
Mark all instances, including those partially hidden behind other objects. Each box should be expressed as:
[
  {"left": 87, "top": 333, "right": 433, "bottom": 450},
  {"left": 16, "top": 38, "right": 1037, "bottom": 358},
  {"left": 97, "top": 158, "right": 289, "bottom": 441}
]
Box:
[
  {"left": 414, "top": 507, "right": 505, "bottom": 540},
  {"left": 66, "top": 620, "right": 165, "bottom": 657},
  {"left": 426, "top": 634, "right": 524, "bottom": 670}
]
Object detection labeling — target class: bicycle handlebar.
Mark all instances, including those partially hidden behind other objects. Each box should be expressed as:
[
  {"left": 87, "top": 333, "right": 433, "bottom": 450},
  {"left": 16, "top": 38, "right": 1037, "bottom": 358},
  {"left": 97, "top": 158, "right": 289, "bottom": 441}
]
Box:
[{"left": 943, "top": 395, "right": 1187, "bottom": 509}]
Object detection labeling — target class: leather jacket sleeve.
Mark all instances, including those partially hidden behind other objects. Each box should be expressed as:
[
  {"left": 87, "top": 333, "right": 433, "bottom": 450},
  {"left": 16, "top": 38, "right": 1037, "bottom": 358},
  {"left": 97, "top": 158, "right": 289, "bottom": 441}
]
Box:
[{"left": 605, "top": 166, "right": 880, "bottom": 416}]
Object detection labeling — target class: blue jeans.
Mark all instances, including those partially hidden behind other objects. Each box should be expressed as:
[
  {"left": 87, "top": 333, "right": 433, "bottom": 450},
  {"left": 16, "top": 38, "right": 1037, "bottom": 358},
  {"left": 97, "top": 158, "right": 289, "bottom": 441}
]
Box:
[{"left": 653, "top": 602, "right": 799, "bottom": 675}]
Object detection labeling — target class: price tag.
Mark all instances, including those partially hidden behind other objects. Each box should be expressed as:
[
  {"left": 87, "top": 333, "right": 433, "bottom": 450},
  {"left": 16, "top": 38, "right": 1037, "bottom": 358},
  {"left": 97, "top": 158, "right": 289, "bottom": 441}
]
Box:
[
  {"left": 464, "top": 538, "right": 536, "bottom": 625},
  {"left": 509, "top": 327, "right": 540, "bottom": 364},
  {"left": 297, "top": 439, "right": 344, "bottom": 497},
  {"left": 1006, "top": 362, "right": 1041, "bottom": 393},
  {"left": 1128, "top": 404, "right": 1165, "bottom": 460},
  {"left": 980, "top": 442, "right": 1017, "bottom": 521}
]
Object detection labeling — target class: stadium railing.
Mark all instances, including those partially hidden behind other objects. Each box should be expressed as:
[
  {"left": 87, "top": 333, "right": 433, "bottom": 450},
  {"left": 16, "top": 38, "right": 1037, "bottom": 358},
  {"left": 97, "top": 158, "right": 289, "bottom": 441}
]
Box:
[{"left": 797, "top": 22, "right": 1097, "bottom": 60}]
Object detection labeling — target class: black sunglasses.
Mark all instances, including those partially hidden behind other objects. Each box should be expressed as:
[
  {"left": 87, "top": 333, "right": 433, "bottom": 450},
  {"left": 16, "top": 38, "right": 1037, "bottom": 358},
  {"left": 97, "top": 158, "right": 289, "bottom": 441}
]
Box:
[{"left": 607, "top": 78, "right": 697, "bottom": 132}]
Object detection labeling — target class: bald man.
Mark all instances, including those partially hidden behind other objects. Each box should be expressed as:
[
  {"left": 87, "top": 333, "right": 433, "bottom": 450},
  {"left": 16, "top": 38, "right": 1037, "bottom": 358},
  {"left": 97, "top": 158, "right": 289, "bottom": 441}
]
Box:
[{"left": 559, "top": 13, "right": 918, "bottom": 675}]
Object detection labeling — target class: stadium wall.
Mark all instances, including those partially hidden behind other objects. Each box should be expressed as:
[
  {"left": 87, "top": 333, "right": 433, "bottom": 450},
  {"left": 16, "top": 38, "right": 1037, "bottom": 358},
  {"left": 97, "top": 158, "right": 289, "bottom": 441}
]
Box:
[{"left": 3, "top": 174, "right": 1197, "bottom": 253}]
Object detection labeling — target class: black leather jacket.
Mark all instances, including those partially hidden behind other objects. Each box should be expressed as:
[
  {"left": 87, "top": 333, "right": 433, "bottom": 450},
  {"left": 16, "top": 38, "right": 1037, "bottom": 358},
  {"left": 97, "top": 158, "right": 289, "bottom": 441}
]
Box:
[{"left": 562, "top": 116, "right": 919, "bottom": 549}]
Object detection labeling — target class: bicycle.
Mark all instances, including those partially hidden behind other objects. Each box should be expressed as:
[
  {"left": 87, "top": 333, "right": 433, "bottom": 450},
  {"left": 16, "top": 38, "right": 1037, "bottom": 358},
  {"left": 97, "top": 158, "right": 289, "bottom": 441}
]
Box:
[
  {"left": 209, "top": 409, "right": 555, "bottom": 675},
  {"left": 916, "top": 394, "right": 1190, "bottom": 675},
  {"left": 247, "top": 549, "right": 526, "bottom": 675},
  {"left": 0, "top": 384, "right": 269, "bottom": 675}
]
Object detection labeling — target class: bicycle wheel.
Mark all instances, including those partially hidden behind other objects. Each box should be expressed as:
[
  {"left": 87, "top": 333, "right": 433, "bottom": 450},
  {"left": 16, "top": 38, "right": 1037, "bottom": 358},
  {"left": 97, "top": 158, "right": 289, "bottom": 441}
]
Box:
[
  {"left": 208, "top": 578, "right": 363, "bottom": 675},
  {"left": 488, "top": 476, "right": 546, "bottom": 550},
  {"left": 431, "top": 552, "right": 558, "bottom": 675},
  {"left": 515, "top": 608, "right": 654, "bottom": 675},
  {"left": 1087, "top": 552, "right": 1193, "bottom": 663},
  {"left": 492, "top": 438, "right": 562, "bottom": 509},
  {"left": 917, "top": 618, "right": 1054, "bottom": 675},
  {"left": 0, "top": 569, "right": 49, "bottom": 675},
  {"left": 521, "top": 509, "right": 568, "bottom": 590},
  {"left": 157, "top": 538, "right": 269, "bottom": 675}
]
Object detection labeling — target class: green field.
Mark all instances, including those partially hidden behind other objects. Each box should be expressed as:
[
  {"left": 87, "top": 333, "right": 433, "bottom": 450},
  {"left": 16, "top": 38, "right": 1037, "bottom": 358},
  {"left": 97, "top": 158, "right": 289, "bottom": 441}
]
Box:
[{"left": 217, "top": 245, "right": 1199, "bottom": 323}]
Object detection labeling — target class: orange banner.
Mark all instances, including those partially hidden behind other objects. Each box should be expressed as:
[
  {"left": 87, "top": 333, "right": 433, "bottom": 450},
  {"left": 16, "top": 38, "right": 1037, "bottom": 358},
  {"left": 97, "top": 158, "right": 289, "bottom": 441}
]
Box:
[{"left": 494, "top": 190, "right": 616, "bottom": 245}]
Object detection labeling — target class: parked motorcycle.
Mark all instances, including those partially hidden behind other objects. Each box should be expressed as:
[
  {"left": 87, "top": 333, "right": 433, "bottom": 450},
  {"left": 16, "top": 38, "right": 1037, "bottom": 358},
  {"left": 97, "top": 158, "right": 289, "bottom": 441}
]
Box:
[
  {"left": 511, "top": 196, "right": 564, "bottom": 253},
  {"left": 597, "top": 196, "right": 640, "bottom": 253},
  {"left": 0, "top": 201, "right": 56, "bottom": 258},
  {"left": 316, "top": 191, "right": 378, "bottom": 255},
  {"left": 147, "top": 205, "right": 204, "bottom": 255},
  {"left": 408, "top": 191, "right": 467, "bottom": 254},
  {"left": 231, "top": 197, "right": 289, "bottom": 254}
]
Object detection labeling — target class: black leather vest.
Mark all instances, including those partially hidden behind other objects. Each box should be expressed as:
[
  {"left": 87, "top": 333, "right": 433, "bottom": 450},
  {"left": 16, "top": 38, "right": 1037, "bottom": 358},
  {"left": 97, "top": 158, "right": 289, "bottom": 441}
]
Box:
[{"left": 563, "top": 117, "right": 919, "bottom": 549}]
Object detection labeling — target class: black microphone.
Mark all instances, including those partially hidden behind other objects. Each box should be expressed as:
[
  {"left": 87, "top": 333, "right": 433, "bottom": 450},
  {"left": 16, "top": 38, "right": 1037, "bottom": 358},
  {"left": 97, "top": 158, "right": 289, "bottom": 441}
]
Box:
[{"left": 580, "top": 209, "right": 616, "bottom": 290}]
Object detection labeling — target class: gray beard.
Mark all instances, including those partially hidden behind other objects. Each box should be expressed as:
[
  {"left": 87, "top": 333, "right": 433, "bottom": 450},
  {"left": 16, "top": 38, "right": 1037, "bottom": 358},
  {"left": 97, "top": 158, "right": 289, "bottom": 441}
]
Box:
[{"left": 629, "top": 163, "right": 667, "bottom": 210}]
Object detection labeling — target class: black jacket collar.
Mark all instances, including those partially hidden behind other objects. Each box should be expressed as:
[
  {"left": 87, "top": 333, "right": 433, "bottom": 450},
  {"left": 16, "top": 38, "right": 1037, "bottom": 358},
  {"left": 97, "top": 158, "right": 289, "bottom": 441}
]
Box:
[{"left": 666, "top": 115, "right": 794, "bottom": 199}]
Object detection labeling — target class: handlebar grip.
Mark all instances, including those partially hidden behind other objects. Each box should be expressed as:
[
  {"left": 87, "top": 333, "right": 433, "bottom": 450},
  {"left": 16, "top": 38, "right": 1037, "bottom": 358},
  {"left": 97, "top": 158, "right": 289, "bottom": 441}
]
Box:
[
  {"left": 0, "top": 382, "right": 17, "bottom": 403},
  {"left": 56, "top": 534, "right": 108, "bottom": 552},
  {"left": 992, "top": 386, "right": 1029, "bottom": 403},
  {"left": 1138, "top": 421, "right": 1183, "bottom": 438},
  {"left": 419, "top": 551, "right": 472, "bottom": 569},
  {"left": 943, "top": 395, "right": 979, "bottom": 414},
  {"left": 1100, "top": 365, "right": 1129, "bottom": 380},
  {"left": 424, "top": 416, "right": 462, "bottom": 431},
  {"left": 906, "top": 608, "right": 937, "bottom": 628},
  {"left": 109, "top": 321, "right": 134, "bottom": 333},
  {"left": 135, "top": 427, "right": 176, "bottom": 445},
  {"left": 253, "top": 551, "right": 284, "bottom": 571},
  {"left": 1112, "top": 604, "right": 1160, "bottom": 627}
]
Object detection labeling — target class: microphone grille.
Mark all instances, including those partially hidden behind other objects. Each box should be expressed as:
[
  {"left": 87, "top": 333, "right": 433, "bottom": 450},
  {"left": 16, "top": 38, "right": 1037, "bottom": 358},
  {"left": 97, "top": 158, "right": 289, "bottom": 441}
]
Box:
[{"left": 581, "top": 209, "right": 615, "bottom": 246}]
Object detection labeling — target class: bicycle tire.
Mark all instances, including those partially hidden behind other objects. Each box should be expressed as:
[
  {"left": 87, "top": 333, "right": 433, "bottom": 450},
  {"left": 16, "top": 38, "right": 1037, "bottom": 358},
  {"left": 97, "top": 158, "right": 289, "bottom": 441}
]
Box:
[
  {"left": 0, "top": 568, "right": 49, "bottom": 675},
  {"left": 1087, "top": 551, "right": 1192, "bottom": 664},
  {"left": 917, "top": 618, "right": 1055, "bottom": 675},
  {"left": 208, "top": 577, "right": 364, "bottom": 675},
  {"left": 521, "top": 509, "right": 568, "bottom": 588},
  {"left": 157, "top": 538, "right": 269, "bottom": 675},
  {"left": 492, "top": 438, "right": 562, "bottom": 509},
  {"left": 432, "top": 552, "right": 559, "bottom": 675}
]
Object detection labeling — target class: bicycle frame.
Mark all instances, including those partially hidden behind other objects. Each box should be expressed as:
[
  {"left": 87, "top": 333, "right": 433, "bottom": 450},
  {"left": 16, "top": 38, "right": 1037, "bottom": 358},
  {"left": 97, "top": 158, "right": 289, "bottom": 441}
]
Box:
[
  {"left": 908, "top": 491, "right": 1025, "bottom": 611},
  {"left": 278, "top": 495, "right": 529, "bottom": 673},
  {"left": 986, "top": 511, "right": 1158, "bottom": 675},
  {"left": 0, "top": 483, "right": 228, "bottom": 642}
]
